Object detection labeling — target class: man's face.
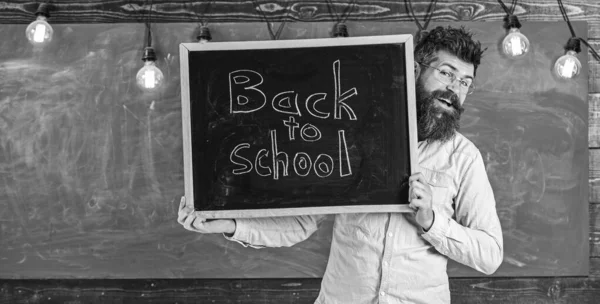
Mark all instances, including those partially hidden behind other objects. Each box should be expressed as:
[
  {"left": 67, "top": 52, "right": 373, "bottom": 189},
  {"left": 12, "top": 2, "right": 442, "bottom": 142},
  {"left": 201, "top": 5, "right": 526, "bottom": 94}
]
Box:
[{"left": 415, "top": 50, "right": 475, "bottom": 142}]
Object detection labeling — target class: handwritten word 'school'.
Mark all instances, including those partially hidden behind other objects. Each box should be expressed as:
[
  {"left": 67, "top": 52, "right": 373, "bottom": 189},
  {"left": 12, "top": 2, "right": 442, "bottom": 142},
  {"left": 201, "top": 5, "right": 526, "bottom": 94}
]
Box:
[{"left": 228, "top": 60, "right": 357, "bottom": 180}]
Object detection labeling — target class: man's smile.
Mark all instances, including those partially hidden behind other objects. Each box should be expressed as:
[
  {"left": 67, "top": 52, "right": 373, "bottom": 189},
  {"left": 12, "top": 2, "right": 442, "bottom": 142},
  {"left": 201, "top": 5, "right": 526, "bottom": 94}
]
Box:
[{"left": 435, "top": 98, "right": 454, "bottom": 110}]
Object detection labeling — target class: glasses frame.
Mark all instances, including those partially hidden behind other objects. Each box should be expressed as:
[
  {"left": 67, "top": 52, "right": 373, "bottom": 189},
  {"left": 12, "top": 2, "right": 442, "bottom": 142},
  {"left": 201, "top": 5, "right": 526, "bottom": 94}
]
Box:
[{"left": 418, "top": 62, "right": 475, "bottom": 95}]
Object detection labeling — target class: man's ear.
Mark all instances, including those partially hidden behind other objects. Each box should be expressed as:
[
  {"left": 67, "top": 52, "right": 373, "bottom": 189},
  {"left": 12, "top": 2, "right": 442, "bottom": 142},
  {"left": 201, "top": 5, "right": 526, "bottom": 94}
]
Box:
[{"left": 414, "top": 61, "right": 421, "bottom": 79}]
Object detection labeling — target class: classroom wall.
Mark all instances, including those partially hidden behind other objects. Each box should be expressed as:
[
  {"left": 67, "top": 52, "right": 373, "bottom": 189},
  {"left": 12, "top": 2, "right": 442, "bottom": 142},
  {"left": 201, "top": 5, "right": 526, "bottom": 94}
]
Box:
[{"left": 0, "top": 1, "right": 599, "bottom": 303}]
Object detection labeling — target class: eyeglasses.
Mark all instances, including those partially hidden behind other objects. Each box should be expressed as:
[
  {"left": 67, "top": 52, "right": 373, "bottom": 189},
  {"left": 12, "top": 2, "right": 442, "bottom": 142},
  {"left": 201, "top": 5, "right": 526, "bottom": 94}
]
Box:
[{"left": 418, "top": 62, "right": 475, "bottom": 95}]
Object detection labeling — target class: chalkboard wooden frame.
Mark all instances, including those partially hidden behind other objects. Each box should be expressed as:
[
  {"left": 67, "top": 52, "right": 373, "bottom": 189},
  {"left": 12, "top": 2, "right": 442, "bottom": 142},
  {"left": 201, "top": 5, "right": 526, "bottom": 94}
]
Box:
[{"left": 180, "top": 35, "right": 419, "bottom": 218}]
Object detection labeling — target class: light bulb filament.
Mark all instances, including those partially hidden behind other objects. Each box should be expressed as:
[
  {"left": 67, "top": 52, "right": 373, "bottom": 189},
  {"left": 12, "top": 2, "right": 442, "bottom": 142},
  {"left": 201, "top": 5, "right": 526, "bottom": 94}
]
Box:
[
  {"left": 33, "top": 23, "right": 46, "bottom": 42},
  {"left": 560, "top": 58, "right": 576, "bottom": 78},
  {"left": 144, "top": 69, "right": 156, "bottom": 89},
  {"left": 510, "top": 36, "right": 522, "bottom": 56}
]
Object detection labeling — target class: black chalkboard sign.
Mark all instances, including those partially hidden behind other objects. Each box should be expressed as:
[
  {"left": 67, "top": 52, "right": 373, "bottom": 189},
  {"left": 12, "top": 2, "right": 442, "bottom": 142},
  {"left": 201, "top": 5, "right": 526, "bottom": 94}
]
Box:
[{"left": 180, "top": 35, "right": 418, "bottom": 218}]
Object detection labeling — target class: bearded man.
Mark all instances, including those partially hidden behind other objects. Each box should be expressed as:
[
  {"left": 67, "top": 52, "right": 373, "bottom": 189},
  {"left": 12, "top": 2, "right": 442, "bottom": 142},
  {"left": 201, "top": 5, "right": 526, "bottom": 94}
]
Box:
[{"left": 178, "top": 26, "right": 503, "bottom": 304}]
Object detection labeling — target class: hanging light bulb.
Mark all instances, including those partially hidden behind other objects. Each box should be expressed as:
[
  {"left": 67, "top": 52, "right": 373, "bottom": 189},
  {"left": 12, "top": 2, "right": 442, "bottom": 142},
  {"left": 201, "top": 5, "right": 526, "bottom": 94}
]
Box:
[
  {"left": 136, "top": 47, "right": 165, "bottom": 92},
  {"left": 197, "top": 25, "right": 212, "bottom": 43},
  {"left": 502, "top": 28, "right": 529, "bottom": 57},
  {"left": 554, "top": 37, "right": 582, "bottom": 79},
  {"left": 501, "top": 15, "right": 530, "bottom": 58},
  {"left": 25, "top": 3, "right": 53, "bottom": 46}
]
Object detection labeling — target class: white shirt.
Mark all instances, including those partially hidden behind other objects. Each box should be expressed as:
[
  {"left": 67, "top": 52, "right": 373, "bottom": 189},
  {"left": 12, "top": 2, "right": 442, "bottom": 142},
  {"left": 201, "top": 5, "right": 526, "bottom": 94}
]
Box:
[{"left": 227, "top": 132, "right": 503, "bottom": 303}]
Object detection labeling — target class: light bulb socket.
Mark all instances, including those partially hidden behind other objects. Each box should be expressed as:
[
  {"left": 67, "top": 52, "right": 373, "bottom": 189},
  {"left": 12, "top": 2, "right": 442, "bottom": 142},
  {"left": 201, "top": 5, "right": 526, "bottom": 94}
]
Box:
[
  {"left": 503, "top": 14, "right": 521, "bottom": 29},
  {"left": 564, "top": 37, "right": 581, "bottom": 53},
  {"left": 197, "top": 26, "right": 212, "bottom": 42},
  {"left": 141, "top": 47, "right": 157, "bottom": 62},
  {"left": 333, "top": 23, "right": 349, "bottom": 38},
  {"left": 415, "top": 30, "right": 429, "bottom": 43},
  {"left": 35, "top": 3, "right": 51, "bottom": 18}
]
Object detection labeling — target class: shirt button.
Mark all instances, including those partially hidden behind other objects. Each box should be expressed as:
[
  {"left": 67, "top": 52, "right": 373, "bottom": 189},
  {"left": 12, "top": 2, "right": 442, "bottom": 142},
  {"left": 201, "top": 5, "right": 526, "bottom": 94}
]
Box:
[
  {"left": 388, "top": 232, "right": 393, "bottom": 237},
  {"left": 383, "top": 261, "right": 388, "bottom": 267},
  {"left": 380, "top": 291, "right": 385, "bottom": 296}
]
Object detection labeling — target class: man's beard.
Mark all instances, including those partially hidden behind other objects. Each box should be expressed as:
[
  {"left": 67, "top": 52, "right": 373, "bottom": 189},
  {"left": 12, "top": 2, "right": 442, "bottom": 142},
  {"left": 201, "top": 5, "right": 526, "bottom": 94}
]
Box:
[{"left": 415, "top": 79, "right": 465, "bottom": 143}]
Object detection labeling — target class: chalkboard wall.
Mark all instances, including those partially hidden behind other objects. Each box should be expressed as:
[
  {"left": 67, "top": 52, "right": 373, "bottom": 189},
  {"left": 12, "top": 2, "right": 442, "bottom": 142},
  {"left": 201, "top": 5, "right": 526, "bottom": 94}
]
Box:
[{"left": 0, "top": 21, "right": 588, "bottom": 279}]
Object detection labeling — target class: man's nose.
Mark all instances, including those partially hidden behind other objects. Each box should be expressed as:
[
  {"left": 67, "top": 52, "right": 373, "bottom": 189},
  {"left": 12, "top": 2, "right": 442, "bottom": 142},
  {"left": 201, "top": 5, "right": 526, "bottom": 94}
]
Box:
[{"left": 445, "top": 80, "right": 461, "bottom": 95}]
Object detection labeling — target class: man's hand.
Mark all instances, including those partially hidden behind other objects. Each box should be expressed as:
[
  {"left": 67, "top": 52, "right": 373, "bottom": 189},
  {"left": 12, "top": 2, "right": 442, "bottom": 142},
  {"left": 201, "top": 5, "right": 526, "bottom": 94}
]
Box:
[
  {"left": 408, "top": 172, "right": 435, "bottom": 231},
  {"left": 177, "top": 197, "right": 236, "bottom": 235}
]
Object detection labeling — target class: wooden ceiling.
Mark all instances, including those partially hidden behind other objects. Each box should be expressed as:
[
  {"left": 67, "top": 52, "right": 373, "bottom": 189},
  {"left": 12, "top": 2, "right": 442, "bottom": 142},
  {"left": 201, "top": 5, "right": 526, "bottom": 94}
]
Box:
[{"left": 0, "top": 1, "right": 597, "bottom": 24}]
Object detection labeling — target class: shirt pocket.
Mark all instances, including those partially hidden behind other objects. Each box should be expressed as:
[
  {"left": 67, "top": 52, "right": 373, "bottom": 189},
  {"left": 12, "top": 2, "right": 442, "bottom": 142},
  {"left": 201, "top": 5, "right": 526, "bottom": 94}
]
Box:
[
  {"left": 420, "top": 167, "right": 454, "bottom": 211},
  {"left": 337, "top": 213, "right": 386, "bottom": 237}
]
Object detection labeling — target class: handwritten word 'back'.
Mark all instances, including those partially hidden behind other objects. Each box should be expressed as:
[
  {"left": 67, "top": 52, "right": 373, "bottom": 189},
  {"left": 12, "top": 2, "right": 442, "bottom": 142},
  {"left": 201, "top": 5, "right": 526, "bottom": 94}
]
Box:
[{"left": 229, "top": 60, "right": 358, "bottom": 120}]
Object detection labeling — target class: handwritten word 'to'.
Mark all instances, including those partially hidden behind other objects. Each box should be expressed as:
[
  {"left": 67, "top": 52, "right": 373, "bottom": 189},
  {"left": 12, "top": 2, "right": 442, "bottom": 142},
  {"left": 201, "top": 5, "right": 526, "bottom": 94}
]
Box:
[{"left": 283, "top": 116, "right": 321, "bottom": 142}]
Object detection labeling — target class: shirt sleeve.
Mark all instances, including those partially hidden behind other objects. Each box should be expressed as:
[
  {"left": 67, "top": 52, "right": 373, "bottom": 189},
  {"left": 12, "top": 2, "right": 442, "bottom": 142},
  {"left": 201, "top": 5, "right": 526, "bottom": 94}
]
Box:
[
  {"left": 422, "top": 150, "right": 504, "bottom": 275},
  {"left": 224, "top": 214, "right": 328, "bottom": 249}
]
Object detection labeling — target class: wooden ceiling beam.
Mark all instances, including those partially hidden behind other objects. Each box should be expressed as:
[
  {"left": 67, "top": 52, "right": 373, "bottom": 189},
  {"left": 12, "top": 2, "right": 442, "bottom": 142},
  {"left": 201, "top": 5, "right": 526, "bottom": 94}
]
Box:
[{"left": 0, "top": 1, "right": 598, "bottom": 24}]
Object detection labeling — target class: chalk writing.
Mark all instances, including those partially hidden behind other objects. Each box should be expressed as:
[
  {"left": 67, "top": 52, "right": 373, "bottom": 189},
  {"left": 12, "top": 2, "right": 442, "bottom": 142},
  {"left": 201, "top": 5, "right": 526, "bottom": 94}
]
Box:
[
  {"left": 229, "top": 60, "right": 357, "bottom": 120},
  {"left": 228, "top": 60, "right": 357, "bottom": 180}
]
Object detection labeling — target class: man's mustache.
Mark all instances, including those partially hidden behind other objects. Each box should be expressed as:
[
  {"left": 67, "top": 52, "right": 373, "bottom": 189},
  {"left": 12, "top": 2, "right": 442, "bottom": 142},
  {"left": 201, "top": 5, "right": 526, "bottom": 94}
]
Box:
[{"left": 429, "top": 90, "right": 463, "bottom": 112}]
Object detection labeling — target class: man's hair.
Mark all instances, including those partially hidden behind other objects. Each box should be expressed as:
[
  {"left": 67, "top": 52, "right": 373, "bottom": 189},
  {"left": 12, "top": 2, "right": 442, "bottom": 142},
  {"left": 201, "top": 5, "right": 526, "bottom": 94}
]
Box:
[{"left": 414, "top": 26, "right": 485, "bottom": 76}]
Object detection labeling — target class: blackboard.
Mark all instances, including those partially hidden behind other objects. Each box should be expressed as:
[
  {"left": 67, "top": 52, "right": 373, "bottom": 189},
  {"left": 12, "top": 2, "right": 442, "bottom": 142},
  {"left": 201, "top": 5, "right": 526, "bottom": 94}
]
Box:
[
  {"left": 180, "top": 36, "right": 419, "bottom": 218},
  {"left": 0, "top": 21, "right": 588, "bottom": 279}
]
